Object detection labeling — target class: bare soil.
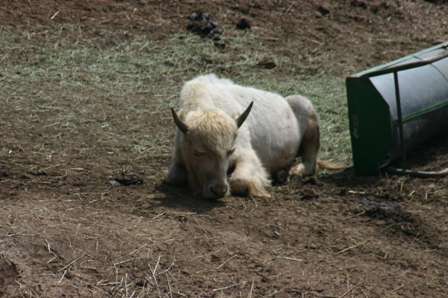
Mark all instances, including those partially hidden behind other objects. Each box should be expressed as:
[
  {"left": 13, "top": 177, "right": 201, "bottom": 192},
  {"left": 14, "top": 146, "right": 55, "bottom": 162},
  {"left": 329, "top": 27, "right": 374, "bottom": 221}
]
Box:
[{"left": 1, "top": 1, "right": 448, "bottom": 297}]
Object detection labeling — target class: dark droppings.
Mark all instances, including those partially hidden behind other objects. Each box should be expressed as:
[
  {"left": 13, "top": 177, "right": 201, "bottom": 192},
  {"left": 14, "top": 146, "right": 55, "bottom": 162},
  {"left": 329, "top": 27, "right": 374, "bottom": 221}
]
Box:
[
  {"left": 187, "top": 11, "right": 223, "bottom": 41},
  {"left": 236, "top": 18, "right": 251, "bottom": 30}
]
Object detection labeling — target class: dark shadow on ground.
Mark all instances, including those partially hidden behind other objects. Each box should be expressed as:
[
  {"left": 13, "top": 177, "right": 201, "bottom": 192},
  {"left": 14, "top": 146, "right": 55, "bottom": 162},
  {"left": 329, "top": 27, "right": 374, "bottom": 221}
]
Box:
[
  {"left": 398, "top": 135, "right": 448, "bottom": 170},
  {"left": 152, "top": 181, "right": 225, "bottom": 213},
  {"left": 319, "top": 167, "right": 384, "bottom": 189}
]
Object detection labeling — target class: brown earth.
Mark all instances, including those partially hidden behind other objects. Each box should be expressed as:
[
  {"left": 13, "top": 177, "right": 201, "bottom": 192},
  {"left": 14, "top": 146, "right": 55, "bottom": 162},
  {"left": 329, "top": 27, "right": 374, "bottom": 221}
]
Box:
[
  {"left": 1, "top": 0, "right": 448, "bottom": 297},
  {"left": 2, "top": 0, "right": 448, "bottom": 75}
]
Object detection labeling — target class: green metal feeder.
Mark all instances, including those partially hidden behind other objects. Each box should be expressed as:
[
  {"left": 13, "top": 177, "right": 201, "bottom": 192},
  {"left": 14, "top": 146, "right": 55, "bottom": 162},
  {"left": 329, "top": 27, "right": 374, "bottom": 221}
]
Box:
[{"left": 346, "top": 42, "right": 448, "bottom": 176}]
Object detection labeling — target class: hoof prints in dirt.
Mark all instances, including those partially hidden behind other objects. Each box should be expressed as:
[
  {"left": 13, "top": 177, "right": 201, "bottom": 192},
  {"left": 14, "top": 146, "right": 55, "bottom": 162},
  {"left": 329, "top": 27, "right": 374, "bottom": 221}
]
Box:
[
  {"left": 357, "top": 197, "right": 443, "bottom": 249},
  {"left": 0, "top": 256, "right": 19, "bottom": 295}
]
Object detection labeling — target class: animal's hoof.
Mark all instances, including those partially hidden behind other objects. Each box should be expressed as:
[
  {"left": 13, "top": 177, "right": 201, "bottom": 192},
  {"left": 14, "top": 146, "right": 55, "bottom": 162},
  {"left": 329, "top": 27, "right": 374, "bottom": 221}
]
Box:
[
  {"left": 289, "top": 163, "right": 316, "bottom": 177},
  {"left": 229, "top": 178, "right": 250, "bottom": 196},
  {"left": 230, "top": 178, "right": 271, "bottom": 198},
  {"left": 289, "top": 164, "right": 305, "bottom": 177},
  {"left": 249, "top": 189, "right": 271, "bottom": 199}
]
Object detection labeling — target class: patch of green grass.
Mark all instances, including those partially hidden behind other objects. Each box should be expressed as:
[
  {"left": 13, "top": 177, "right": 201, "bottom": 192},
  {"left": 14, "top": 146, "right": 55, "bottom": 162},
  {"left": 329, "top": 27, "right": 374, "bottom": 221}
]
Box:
[{"left": 0, "top": 25, "right": 351, "bottom": 171}]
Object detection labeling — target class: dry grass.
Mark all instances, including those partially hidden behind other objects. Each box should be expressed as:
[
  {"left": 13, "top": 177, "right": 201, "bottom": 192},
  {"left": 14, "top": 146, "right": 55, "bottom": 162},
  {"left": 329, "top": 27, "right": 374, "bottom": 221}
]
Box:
[
  {"left": 0, "top": 25, "right": 351, "bottom": 185},
  {"left": 2, "top": 19, "right": 448, "bottom": 297}
]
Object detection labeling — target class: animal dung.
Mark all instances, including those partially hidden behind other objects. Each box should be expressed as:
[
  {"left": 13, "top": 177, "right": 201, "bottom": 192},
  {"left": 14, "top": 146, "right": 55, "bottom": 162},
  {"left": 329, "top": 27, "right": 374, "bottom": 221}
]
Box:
[
  {"left": 236, "top": 18, "right": 251, "bottom": 30},
  {"left": 187, "top": 11, "right": 223, "bottom": 41}
]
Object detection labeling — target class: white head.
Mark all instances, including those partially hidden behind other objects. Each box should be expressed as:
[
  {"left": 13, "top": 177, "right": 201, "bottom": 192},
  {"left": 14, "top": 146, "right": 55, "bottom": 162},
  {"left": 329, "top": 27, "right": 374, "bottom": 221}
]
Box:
[{"left": 171, "top": 103, "right": 253, "bottom": 199}]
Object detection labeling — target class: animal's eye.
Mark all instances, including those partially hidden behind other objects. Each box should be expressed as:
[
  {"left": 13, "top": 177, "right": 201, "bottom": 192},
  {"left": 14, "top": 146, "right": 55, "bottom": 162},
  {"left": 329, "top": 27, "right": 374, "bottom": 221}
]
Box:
[
  {"left": 194, "top": 150, "right": 206, "bottom": 157},
  {"left": 227, "top": 148, "right": 235, "bottom": 156}
]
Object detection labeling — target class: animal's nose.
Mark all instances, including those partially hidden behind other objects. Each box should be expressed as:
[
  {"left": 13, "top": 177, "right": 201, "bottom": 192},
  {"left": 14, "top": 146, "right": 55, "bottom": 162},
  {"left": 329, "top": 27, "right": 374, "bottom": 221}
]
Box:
[{"left": 210, "top": 184, "right": 228, "bottom": 197}]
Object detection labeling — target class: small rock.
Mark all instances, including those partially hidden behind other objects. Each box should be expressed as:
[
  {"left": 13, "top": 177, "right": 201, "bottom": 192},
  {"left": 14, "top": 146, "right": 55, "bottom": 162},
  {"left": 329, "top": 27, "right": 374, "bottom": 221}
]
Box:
[
  {"left": 147, "top": 193, "right": 167, "bottom": 200},
  {"left": 109, "top": 175, "right": 143, "bottom": 187},
  {"left": 213, "top": 39, "right": 226, "bottom": 49},
  {"left": 272, "top": 231, "right": 281, "bottom": 239},
  {"left": 317, "top": 5, "right": 330, "bottom": 16},
  {"left": 257, "top": 57, "right": 276, "bottom": 69},
  {"left": 210, "top": 254, "right": 220, "bottom": 262},
  {"left": 299, "top": 188, "right": 319, "bottom": 200},
  {"left": 236, "top": 18, "right": 251, "bottom": 30},
  {"left": 350, "top": 0, "right": 368, "bottom": 9},
  {"left": 137, "top": 0, "right": 148, "bottom": 6},
  {"left": 28, "top": 169, "right": 48, "bottom": 176},
  {"left": 109, "top": 180, "right": 122, "bottom": 187}
]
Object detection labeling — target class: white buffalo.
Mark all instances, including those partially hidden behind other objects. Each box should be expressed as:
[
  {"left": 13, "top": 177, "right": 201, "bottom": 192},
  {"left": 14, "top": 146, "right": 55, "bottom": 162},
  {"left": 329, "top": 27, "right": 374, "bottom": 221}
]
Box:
[{"left": 167, "top": 74, "right": 324, "bottom": 199}]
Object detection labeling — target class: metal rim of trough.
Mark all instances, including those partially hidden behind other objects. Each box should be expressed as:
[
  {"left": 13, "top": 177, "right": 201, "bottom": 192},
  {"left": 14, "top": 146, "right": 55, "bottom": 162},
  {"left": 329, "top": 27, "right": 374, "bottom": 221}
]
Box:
[{"left": 350, "top": 46, "right": 448, "bottom": 178}]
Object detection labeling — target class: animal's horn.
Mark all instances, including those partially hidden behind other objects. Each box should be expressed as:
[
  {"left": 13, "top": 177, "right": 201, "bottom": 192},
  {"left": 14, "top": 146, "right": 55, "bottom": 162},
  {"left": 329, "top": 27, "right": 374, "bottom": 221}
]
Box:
[
  {"left": 236, "top": 101, "right": 254, "bottom": 128},
  {"left": 171, "top": 108, "right": 189, "bottom": 134}
]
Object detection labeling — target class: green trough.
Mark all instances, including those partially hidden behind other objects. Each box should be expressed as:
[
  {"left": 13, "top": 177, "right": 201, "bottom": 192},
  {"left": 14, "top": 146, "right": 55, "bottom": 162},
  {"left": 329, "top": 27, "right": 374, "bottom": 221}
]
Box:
[{"left": 346, "top": 42, "right": 448, "bottom": 176}]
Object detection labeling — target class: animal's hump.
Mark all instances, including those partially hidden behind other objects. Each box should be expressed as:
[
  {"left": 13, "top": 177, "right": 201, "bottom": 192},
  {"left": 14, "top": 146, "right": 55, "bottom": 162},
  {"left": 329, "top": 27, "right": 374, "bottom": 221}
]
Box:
[
  {"left": 192, "top": 73, "right": 235, "bottom": 86},
  {"left": 180, "top": 74, "right": 229, "bottom": 109}
]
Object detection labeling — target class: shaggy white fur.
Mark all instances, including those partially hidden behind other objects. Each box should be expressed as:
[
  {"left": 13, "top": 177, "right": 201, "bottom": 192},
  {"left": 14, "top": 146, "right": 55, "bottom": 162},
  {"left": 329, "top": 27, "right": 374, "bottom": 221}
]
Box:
[{"left": 168, "top": 74, "right": 319, "bottom": 199}]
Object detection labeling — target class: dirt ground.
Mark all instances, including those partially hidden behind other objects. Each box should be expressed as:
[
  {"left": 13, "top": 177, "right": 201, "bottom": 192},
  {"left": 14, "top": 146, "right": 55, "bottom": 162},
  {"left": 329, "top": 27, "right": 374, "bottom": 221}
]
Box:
[{"left": 1, "top": 0, "right": 448, "bottom": 297}]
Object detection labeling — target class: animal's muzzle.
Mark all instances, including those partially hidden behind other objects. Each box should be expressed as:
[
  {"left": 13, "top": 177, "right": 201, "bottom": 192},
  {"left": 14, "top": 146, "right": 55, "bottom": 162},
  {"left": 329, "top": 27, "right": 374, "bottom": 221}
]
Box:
[{"left": 209, "top": 183, "right": 228, "bottom": 198}]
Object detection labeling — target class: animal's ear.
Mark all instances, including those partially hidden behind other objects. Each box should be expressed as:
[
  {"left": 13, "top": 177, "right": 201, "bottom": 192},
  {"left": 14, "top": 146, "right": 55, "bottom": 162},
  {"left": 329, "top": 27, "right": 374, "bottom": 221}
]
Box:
[
  {"left": 236, "top": 101, "right": 254, "bottom": 128},
  {"left": 171, "top": 108, "right": 189, "bottom": 134}
]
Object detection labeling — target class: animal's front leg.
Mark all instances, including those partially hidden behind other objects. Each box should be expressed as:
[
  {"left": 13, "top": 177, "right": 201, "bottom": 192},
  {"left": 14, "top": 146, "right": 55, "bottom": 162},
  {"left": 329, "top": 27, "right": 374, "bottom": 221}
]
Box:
[
  {"left": 229, "top": 177, "right": 271, "bottom": 198},
  {"left": 228, "top": 150, "right": 271, "bottom": 198}
]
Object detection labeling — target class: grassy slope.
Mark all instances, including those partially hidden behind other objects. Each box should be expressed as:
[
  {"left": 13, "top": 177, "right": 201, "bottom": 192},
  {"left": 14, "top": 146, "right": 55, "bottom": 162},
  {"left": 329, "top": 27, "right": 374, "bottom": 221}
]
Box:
[{"left": 0, "top": 25, "right": 350, "bottom": 174}]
